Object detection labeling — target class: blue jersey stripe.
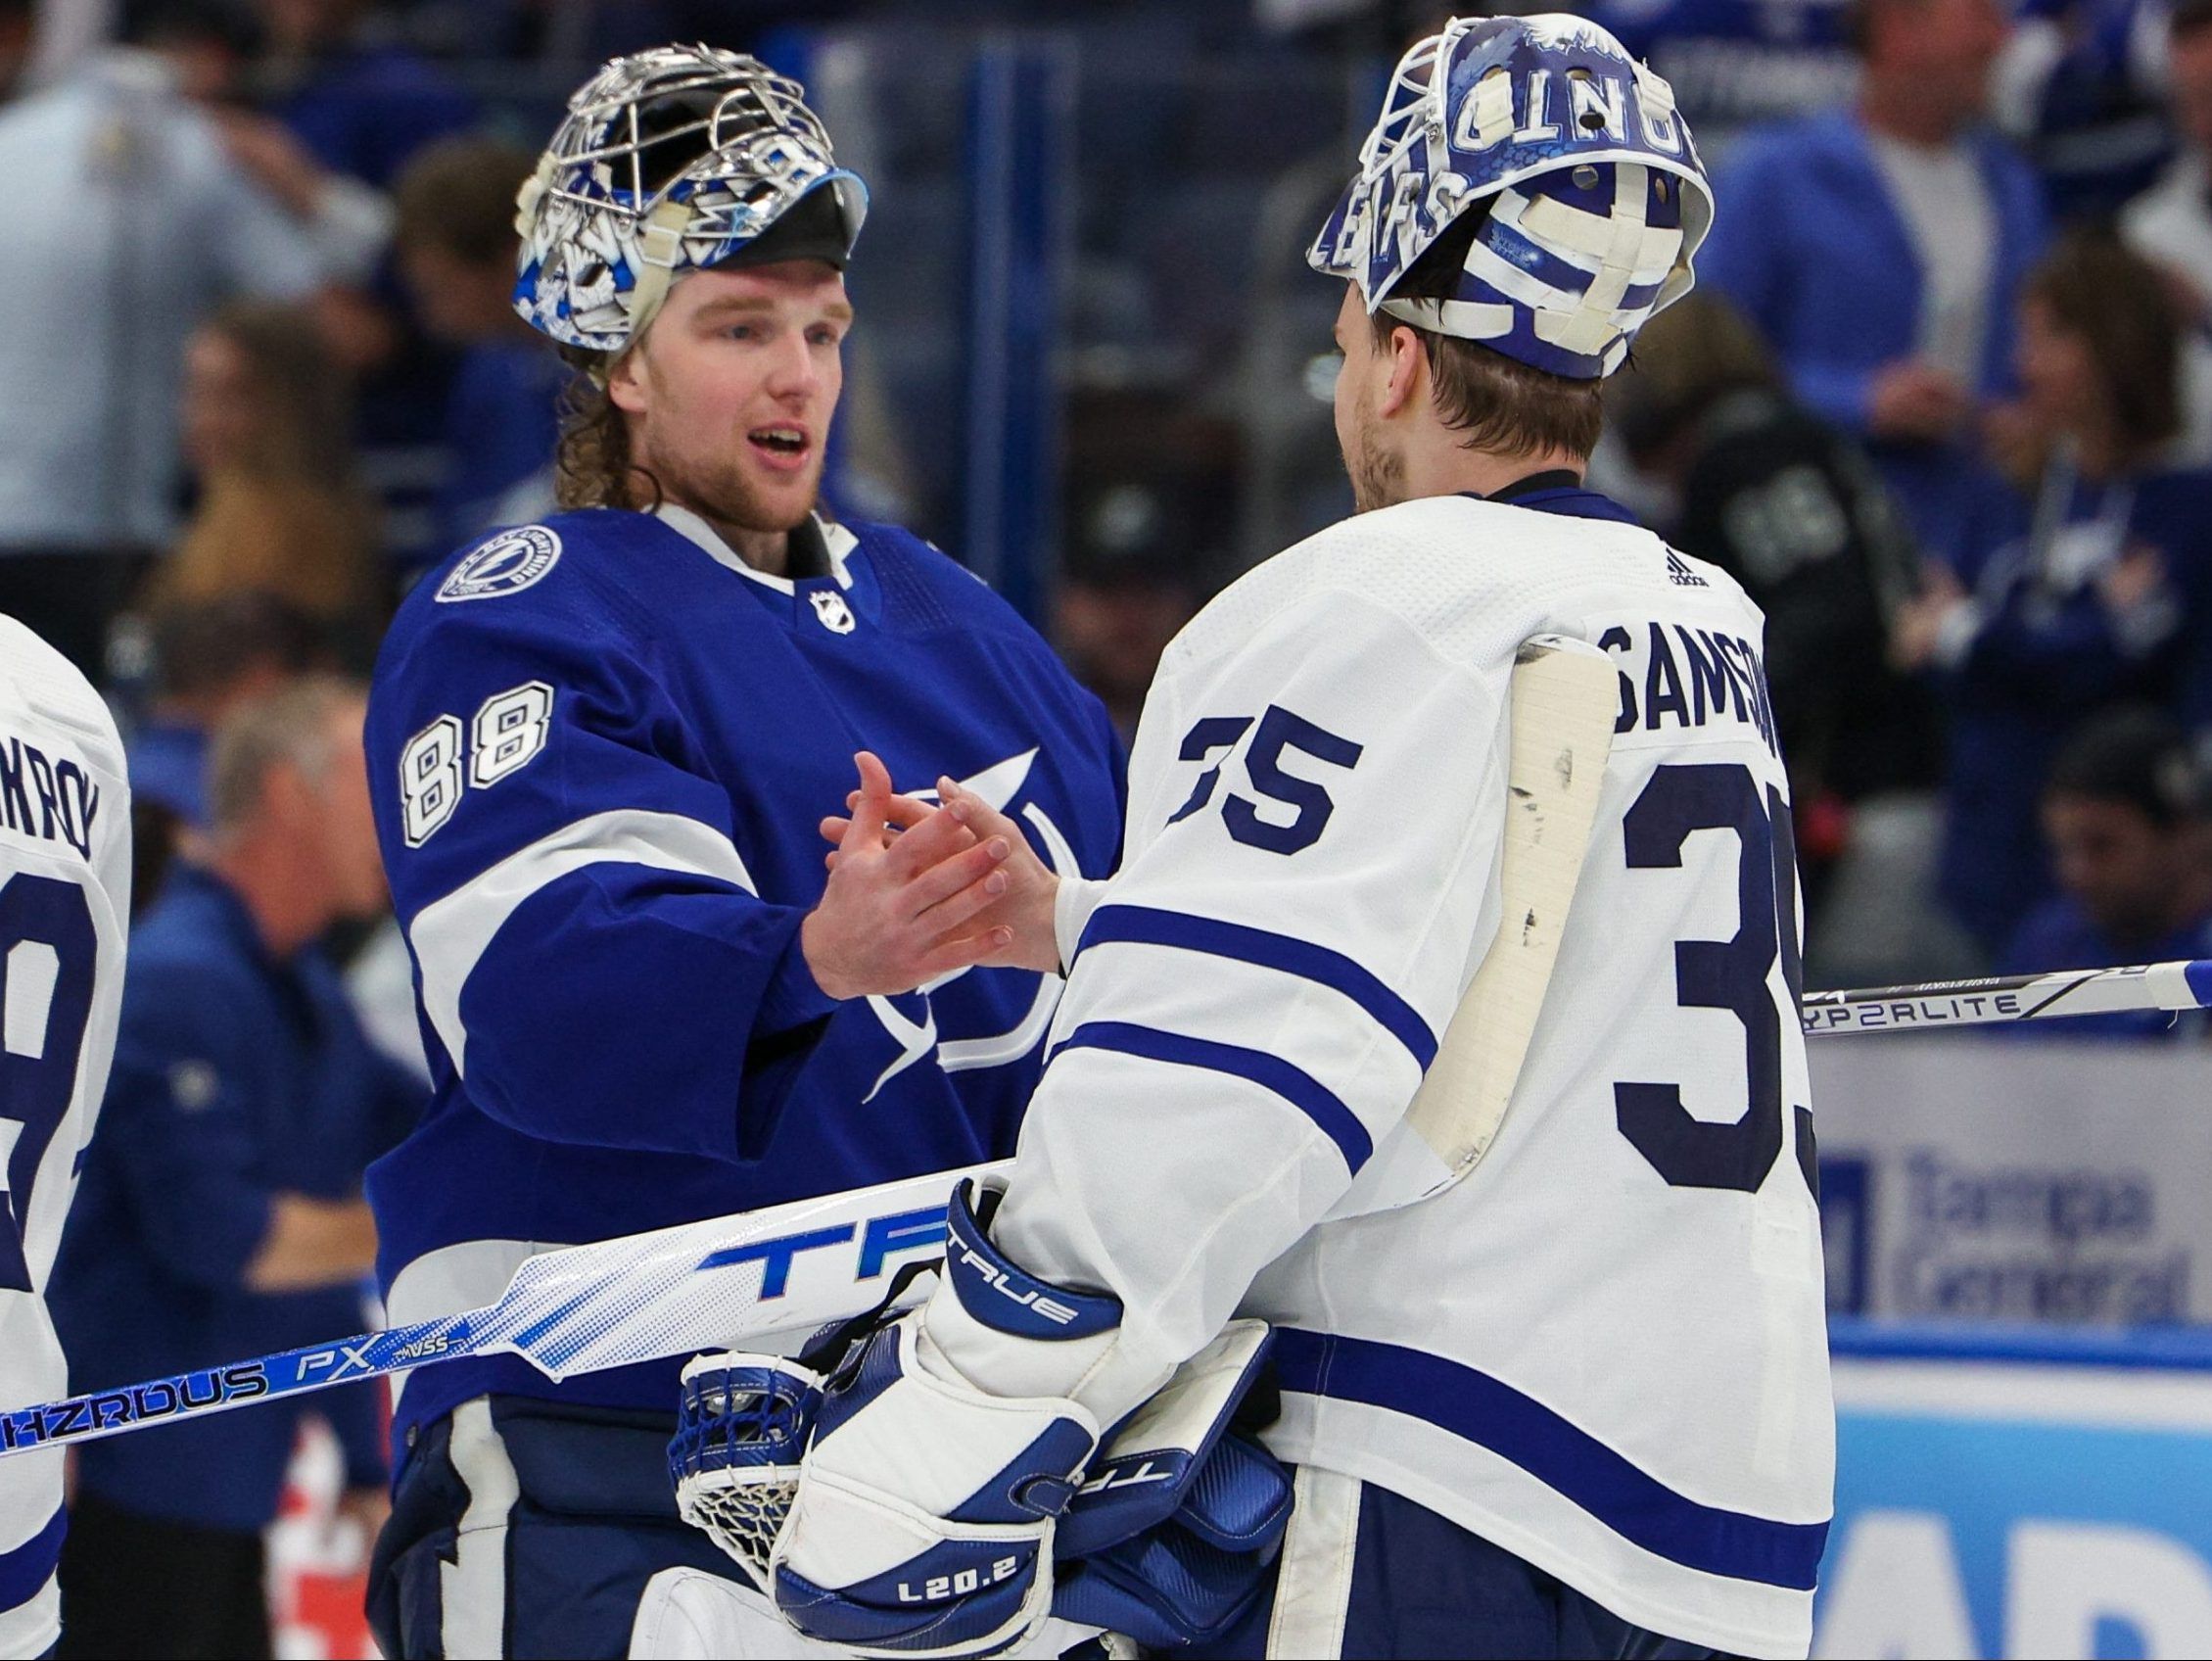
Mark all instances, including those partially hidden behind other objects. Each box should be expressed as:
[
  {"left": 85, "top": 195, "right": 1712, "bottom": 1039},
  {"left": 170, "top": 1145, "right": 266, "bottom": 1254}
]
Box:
[
  {"left": 1052, "top": 1021, "right": 1373, "bottom": 1172},
  {"left": 1075, "top": 905, "right": 1437, "bottom": 1068},
  {"left": 1275, "top": 1330, "right": 1828, "bottom": 1590},
  {"left": 0, "top": 1505, "right": 64, "bottom": 1612}
]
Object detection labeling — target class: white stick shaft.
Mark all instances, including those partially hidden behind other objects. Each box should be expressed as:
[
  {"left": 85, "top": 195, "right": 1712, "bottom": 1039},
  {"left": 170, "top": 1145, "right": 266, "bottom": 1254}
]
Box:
[
  {"left": 14, "top": 957, "right": 2204, "bottom": 1460},
  {"left": 1800, "top": 960, "right": 2212, "bottom": 1034},
  {"left": 0, "top": 1161, "right": 1005, "bottom": 1458}
]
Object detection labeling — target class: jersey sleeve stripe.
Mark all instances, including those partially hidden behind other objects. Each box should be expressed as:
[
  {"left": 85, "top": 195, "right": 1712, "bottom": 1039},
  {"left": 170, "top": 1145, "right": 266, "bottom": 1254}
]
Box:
[
  {"left": 1050, "top": 1020, "right": 1374, "bottom": 1172},
  {"left": 1275, "top": 1329, "right": 1830, "bottom": 1590},
  {"left": 407, "top": 809, "right": 758, "bottom": 1077},
  {"left": 1074, "top": 904, "right": 1437, "bottom": 1068},
  {"left": 0, "top": 1505, "right": 64, "bottom": 1611}
]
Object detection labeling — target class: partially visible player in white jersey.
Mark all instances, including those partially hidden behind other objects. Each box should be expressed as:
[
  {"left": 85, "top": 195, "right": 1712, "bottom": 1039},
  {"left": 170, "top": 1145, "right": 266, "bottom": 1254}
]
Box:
[
  {"left": 755, "top": 15, "right": 1833, "bottom": 1661},
  {"left": 0, "top": 617, "right": 128, "bottom": 1659}
]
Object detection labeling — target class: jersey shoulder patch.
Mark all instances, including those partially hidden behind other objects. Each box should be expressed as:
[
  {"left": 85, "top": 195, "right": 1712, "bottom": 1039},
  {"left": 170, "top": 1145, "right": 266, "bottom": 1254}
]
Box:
[{"left": 436, "top": 524, "right": 564, "bottom": 603}]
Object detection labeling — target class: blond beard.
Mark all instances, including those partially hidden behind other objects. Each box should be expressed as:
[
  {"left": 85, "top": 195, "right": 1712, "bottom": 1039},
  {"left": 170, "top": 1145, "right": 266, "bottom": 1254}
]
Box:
[
  {"left": 1345, "top": 408, "right": 1406, "bottom": 514},
  {"left": 635, "top": 445, "right": 822, "bottom": 536}
]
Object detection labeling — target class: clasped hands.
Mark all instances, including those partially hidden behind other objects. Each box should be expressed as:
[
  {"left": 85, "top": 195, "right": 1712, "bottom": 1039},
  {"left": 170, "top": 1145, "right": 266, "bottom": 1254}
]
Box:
[{"left": 798, "top": 751, "right": 1063, "bottom": 1001}]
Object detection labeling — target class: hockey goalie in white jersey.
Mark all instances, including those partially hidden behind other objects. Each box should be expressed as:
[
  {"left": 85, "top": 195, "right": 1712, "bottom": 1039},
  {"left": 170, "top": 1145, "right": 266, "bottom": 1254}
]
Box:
[
  {"left": 0, "top": 620, "right": 127, "bottom": 1659},
  {"left": 735, "top": 16, "right": 1834, "bottom": 1660}
]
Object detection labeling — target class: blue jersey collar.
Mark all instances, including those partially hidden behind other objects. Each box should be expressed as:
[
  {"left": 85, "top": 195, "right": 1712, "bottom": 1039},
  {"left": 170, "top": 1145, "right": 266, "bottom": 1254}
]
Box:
[{"left": 1461, "top": 471, "right": 1642, "bottom": 526}]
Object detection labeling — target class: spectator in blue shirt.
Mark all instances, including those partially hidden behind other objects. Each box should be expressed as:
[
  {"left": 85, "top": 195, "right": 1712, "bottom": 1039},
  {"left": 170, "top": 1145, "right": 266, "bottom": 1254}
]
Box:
[
  {"left": 51, "top": 674, "right": 421, "bottom": 1661},
  {"left": 245, "top": 0, "right": 480, "bottom": 575},
  {"left": 1699, "top": 0, "right": 2049, "bottom": 565},
  {"left": 391, "top": 135, "right": 565, "bottom": 564},
  {"left": 251, "top": 0, "right": 476, "bottom": 191},
  {"left": 1893, "top": 232, "right": 2212, "bottom": 950},
  {"left": 124, "top": 593, "right": 332, "bottom": 915},
  {"left": 2001, "top": 706, "right": 2212, "bottom": 1037}
]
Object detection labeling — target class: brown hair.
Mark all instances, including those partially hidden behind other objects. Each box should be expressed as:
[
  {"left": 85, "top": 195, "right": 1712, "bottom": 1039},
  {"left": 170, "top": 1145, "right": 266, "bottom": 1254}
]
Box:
[
  {"left": 195, "top": 300, "right": 357, "bottom": 483},
  {"left": 2026, "top": 230, "right": 2184, "bottom": 457},
  {"left": 1367, "top": 213, "right": 1605, "bottom": 462},
  {"left": 2172, "top": 0, "right": 2212, "bottom": 39},
  {"left": 154, "top": 302, "right": 380, "bottom": 623},
  {"left": 394, "top": 136, "right": 538, "bottom": 265},
  {"left": 1843, "top": 0, "right": 1926, "bottom": 62}
]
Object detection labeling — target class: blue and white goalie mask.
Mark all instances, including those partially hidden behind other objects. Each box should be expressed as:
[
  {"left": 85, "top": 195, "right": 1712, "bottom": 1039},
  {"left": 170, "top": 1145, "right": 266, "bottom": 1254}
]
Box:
[
  {"left": 514, "top": 44, "right": 869, "bottom": 354},
  {"left": 1309, "top": 14, "right": 1713, "bottom": 380}
]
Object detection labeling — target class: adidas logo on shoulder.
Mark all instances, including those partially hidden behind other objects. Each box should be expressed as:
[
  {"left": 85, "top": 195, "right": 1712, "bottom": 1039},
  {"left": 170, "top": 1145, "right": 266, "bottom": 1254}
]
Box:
[{"left": 1665, "top": 549, "right": 1708, "bottom": 589}]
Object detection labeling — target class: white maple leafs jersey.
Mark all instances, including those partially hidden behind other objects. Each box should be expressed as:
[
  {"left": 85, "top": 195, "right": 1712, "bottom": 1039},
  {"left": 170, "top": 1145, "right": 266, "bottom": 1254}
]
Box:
[
  {"left": 0, "top": 617, "right": 128, "bottom": 1659},
  {"left": 997, "top": 491, "right": 1832, "bottom": 1658}
]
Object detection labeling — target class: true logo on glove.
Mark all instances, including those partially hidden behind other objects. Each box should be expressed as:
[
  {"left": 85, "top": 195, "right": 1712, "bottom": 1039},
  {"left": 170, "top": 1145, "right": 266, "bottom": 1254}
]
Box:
[
  {"left": 958, "top": 1246, "right": 1083, "bottom": 1325},
  {"left": 896, "top": 1556, "right": 1022, "bottom": 1605}
]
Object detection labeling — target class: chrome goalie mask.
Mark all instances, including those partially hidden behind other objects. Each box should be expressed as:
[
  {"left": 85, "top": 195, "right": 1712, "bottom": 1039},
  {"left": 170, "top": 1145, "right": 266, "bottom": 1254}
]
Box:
[
  {"left": 1309, "top": 14, "right": 1713, "bottom": 380},
  {"left": 513, "top": 44, "right": 869, "bottom": 354}
]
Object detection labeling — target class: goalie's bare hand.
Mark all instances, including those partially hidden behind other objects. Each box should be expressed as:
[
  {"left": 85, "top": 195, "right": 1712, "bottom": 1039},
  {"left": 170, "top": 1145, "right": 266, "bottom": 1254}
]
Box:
[
  {"left": 801, "top": 751, "right": 1016, "bottom": 999},
  {"left": 820, "top": 772, "right": 1062, "bottom": 975}
]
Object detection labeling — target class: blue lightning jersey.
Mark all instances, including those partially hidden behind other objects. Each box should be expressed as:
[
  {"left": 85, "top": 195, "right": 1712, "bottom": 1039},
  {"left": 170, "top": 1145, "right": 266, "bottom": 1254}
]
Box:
[{"left": 363, "top": 505, "right": 1125, "bottom": 1446}]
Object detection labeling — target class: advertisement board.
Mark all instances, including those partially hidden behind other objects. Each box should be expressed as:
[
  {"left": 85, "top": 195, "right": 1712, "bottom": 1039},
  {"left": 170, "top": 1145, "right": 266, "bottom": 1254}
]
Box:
[
  {"left": 1810, "top": 1040, "right": 2212, "bottom": 1324},
  {"left": 1817, "top": 1323, "right": 2212, "bottom": 1659}
]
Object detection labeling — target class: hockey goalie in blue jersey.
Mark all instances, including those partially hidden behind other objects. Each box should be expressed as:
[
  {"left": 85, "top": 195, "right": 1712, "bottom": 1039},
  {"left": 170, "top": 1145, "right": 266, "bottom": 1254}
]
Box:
[
  {"left": 357, "top": 47, "right": 1124, "bottom": 1659},
  {"left": 751, "top": 17, "right": 1834, "bottom": 1661}
]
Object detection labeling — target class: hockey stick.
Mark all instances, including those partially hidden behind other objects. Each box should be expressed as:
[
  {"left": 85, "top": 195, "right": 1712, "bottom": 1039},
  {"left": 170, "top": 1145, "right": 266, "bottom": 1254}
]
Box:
[
  {"left": 0, "top": 1160, "right": 1006, "bottom": 1459},
  {"left": 1800, "top": 958, "right": 2212, "bottom": 1035},
  {"left": 13, "top": 967, "right": 2201, "bottom": 1458},
  {"left": 15, "top": 734, "right": 2203, "bottom": 1456},
  {"left": 1394, "top": 636, "right": 1620, "bottom": 1193}
]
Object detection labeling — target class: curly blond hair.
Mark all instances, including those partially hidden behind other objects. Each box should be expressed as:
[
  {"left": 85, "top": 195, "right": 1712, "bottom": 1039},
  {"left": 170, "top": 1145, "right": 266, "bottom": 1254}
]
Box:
[{"left": 552, "top": 346, "right": 679, "bottom": 511}]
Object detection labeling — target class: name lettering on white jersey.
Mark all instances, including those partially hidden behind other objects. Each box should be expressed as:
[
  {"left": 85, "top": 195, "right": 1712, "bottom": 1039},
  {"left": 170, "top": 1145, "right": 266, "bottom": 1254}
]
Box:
[
  {"left": 0, "top": 733, "right": 101, "bottom": 862},
  {"left": 0, "top": 619, "right": 128, "bottom": 1654},
  {"left": 1597, "top": 620, "right": 1779, "bottom": 753}
]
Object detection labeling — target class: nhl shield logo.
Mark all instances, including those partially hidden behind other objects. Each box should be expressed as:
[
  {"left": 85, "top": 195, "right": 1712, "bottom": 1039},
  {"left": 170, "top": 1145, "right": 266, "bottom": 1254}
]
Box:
[
  {"left": 437, "top": 526, "right": 563, "bottom": 603},
  {"left": 810, "top": 590, "right": 857, "bottom": 635}
]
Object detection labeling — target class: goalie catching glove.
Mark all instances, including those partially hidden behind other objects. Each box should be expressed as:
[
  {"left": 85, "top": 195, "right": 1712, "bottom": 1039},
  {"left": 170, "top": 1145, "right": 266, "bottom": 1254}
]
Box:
[{"left": 669, "top": 1178, "right": 1290, "bottom": 1656}]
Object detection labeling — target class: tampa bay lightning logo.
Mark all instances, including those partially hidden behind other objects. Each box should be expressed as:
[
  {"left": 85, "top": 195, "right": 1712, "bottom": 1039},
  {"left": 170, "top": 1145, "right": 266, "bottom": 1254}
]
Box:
[
  {"left": 436, "top": 526, "right": 563, "bottom": 603},
  {"left": 864, "top": 748, "right": 1081, "bottom": 1101}
]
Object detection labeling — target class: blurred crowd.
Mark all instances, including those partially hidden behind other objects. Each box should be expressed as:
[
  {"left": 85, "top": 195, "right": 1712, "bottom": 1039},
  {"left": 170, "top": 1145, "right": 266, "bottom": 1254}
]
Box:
[
  {"left": 7, "top": 0, "right": 2212, "bottom": 1647},
  {"left": 1590, "top": 0, "right": 2212, "bottom": 1004}
]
